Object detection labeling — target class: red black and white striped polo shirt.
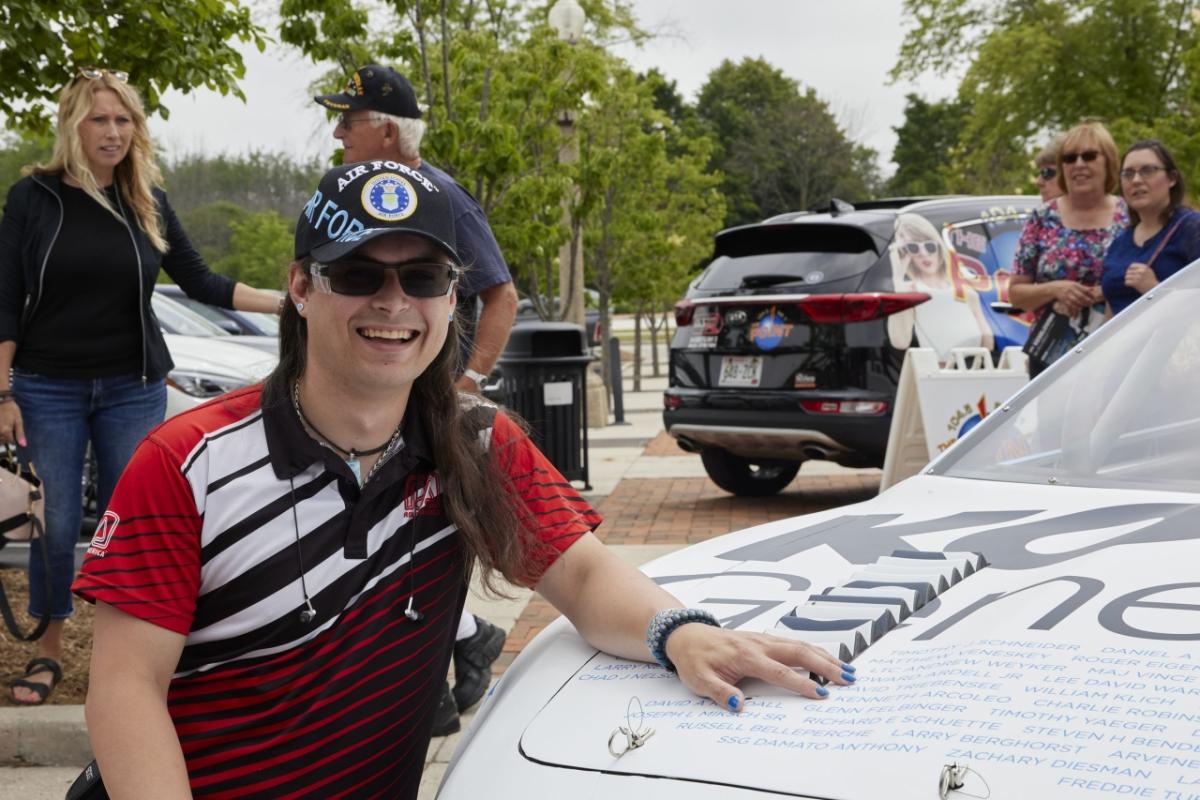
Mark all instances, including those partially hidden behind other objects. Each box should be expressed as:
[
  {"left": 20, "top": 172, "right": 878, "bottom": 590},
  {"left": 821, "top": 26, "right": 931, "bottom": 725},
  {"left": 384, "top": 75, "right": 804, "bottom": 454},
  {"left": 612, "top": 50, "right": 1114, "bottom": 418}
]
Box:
[{"left": 73, "top": 385, "right": 600, "bottom": 799}]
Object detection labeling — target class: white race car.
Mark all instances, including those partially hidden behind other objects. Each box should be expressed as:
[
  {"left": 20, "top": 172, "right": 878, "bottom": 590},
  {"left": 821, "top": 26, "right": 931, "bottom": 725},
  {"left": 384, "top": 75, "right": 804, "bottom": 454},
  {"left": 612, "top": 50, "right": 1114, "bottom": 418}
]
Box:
[{"left": 441, "top": 264, "right": 1200, "bottom": 799}]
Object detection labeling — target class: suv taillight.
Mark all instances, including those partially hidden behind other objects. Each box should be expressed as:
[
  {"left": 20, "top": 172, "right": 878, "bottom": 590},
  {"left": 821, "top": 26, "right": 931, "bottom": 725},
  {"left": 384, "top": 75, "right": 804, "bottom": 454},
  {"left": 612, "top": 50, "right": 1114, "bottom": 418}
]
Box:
[
  {"left": 799, "top": 293, "right": 930, "bottom": 324},
  {"left": 674, "top": 299, "right": 695, "bottom": 326},
  {"left": 801, "top": 400, "right": 888, "bottom": 415}
]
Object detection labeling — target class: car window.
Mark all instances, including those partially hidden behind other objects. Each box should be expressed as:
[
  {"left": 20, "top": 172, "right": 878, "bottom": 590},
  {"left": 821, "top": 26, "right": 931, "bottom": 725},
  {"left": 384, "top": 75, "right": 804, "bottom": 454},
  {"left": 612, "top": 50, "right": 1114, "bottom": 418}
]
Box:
[
  {"left": 241, "top": 311, "right": 279, "bottom": 335},
  {"left": 699, "top": 223, "right": 880, "bottom": 291},
  {"left": 151, "top": 294, "right": 230, "bottom": 337},
  {"left": 170, "top": 294, "right": 236, "bottom": 327},
  {"left": 936, "top": 273, "right": 1200, "bottom": 492}
]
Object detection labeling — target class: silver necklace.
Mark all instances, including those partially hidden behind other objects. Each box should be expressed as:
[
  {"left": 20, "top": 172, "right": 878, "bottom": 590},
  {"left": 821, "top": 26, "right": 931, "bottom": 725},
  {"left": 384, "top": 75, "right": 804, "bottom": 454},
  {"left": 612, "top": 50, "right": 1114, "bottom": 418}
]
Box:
[{"left": 292, "top": 382, "right": 404, "bottom": 485}]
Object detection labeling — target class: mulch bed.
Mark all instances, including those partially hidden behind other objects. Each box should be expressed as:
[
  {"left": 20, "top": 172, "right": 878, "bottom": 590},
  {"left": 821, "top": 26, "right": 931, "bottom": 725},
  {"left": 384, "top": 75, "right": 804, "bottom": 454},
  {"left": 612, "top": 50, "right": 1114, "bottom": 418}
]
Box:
[{"left": 0, "top": 565, "right": 93, "bottom": 706}]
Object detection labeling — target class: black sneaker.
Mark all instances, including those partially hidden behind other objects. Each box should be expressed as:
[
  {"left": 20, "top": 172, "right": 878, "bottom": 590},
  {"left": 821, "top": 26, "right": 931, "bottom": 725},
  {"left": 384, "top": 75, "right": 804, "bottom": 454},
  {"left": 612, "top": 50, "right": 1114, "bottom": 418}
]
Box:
[
  {"left": 430, "top": 680, "right": 460, "bottom": 737},
  {"left": 451, "top": 616, "right": 507, "bottom": 711}
]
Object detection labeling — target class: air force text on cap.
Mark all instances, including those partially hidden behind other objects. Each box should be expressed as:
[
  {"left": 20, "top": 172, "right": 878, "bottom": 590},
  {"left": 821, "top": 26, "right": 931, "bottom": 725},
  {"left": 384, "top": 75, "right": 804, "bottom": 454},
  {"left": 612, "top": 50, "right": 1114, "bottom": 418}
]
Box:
[{"left": 301, "top": 160, "right": 441, "bottom": 244}]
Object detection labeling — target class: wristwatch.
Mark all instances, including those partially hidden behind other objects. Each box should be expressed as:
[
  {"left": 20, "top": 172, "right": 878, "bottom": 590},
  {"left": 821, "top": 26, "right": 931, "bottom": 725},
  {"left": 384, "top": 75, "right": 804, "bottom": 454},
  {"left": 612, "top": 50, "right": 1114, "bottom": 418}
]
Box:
[{"left": 463, "top": 368, "right": 488, "bottom": 387}]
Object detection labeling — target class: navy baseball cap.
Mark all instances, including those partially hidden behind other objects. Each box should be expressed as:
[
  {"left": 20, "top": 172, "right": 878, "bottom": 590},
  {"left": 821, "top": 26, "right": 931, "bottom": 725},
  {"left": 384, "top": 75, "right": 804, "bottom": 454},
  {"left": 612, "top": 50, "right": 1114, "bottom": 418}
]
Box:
[
  {"left": 314, "top": 65, "right": 422, "bottom": 119},
  {"left": 295, "top": 161, "right": 460, "bottom": 264}
]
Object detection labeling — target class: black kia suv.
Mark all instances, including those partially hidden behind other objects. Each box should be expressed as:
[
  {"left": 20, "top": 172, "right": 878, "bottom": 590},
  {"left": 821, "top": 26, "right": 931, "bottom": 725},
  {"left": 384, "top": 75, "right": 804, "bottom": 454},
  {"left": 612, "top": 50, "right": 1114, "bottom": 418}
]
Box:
[{"left": 664, "top": 196, "right": 1038, "bottom": 496}]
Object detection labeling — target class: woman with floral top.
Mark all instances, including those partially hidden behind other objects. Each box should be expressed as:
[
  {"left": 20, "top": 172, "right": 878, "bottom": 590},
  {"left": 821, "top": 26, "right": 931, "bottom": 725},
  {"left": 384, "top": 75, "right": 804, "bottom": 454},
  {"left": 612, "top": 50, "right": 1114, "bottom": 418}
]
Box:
[{"left": 1010, "top": 121, "right": 1128, "bottom": 375}]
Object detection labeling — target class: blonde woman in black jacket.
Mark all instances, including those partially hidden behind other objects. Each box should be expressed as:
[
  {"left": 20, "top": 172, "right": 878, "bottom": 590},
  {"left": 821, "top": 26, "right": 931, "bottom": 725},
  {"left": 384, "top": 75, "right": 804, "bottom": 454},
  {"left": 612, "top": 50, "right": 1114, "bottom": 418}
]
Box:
[{"left": 0, "top": 69, "right": 281, "bottom": 704}]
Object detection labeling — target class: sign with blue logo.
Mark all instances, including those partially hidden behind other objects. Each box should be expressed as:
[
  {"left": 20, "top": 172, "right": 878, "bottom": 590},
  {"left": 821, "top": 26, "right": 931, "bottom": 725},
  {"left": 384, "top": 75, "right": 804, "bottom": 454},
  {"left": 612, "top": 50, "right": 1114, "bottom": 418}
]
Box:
[{"left": 361, "top": 173, "right": 417, "bottom": 222}]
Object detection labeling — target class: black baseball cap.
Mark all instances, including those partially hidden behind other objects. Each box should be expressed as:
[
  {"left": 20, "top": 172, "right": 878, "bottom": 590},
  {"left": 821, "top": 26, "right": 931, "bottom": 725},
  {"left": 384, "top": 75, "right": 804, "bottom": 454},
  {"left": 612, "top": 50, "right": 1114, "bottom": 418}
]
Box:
[
  {"left": 295, "top": 161, "right": 460, "bottom": 264},
  {"left": 314, "top": 65, "right": 422, "bottom": 119}
]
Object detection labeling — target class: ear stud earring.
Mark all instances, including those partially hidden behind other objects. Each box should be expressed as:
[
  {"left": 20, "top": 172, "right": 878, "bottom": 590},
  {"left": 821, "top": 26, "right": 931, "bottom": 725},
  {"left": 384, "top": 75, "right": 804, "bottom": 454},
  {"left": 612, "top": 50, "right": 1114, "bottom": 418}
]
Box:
[
  {"left": 448, "top": 312, "right": 455, "bottom": 321},
  {"left": 295, "top": 302, "right": 305, "bottom": 312}
]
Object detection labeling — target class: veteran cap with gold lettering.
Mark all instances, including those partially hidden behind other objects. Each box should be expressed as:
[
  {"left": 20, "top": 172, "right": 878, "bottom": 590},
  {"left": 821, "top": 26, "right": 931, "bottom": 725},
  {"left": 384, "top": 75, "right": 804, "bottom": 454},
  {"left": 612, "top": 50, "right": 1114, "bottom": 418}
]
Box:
[
  {"left": 314, "top": 65, "right": 422, "bottom": 119},
  {"left": 295, "top": 160, "right": 460, "bottom": 264}
]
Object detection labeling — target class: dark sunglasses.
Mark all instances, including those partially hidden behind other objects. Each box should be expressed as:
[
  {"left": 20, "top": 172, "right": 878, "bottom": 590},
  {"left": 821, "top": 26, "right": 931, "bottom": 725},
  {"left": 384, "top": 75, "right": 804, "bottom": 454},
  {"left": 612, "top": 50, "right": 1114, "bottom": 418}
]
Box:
[
  {"left": 1062, "top": 149, "right": 1100, "bottom": 165},
  {"left": 901, "top": 241, "right": 939, "bottom": 256},
  {"left": 311, "top": 259, "right": 458, "bottom": 297},
  {"left": 1038, "top": 166, "right": 1057, "bottom": 181},
  {"left": 77, "top": 66, "right": 129, "bottom": 83}
]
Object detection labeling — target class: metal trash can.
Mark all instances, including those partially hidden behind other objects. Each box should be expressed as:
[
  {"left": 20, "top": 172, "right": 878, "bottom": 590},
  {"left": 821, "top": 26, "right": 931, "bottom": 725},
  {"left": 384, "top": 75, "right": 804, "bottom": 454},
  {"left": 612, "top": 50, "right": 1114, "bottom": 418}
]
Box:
[{"left": 496, "top": 322, "right": 592, "bottom": 487}]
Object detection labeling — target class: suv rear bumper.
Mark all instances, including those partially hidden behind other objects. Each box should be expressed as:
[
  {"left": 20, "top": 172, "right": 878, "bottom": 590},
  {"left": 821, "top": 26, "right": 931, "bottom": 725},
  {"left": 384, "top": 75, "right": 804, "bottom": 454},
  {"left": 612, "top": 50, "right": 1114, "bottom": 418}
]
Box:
[{"left": 663, "top": 398, "right": 891, "bottom": 466}]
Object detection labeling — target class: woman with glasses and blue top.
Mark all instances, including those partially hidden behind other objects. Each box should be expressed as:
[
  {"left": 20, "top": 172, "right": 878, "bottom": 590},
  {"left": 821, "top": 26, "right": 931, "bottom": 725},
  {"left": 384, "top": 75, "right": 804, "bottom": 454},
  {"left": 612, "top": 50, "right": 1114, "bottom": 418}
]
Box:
[
  {"left": 1101, "top": 140, "right": 1200, "bottom": 318},
  {"left": 0, "top": 68, "right": 283, "bottom": 705},
  {"left": 1009, "top": 121, "right": 1130, "bottom": 375}
]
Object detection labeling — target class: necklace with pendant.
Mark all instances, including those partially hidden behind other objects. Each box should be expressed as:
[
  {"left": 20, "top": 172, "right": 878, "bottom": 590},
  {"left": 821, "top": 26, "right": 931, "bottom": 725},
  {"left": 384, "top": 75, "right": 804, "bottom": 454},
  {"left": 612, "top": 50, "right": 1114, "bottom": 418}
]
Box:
[{"left": 292, "top": 382, "right": 403, "bottom": 484}]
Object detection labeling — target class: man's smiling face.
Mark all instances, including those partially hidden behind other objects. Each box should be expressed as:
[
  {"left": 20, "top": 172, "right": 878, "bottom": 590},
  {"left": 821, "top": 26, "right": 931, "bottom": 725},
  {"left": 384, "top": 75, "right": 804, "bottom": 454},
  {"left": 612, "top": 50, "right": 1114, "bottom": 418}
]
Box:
[{"left": 293, "top": 233, "right": 457, "bottom": 401}]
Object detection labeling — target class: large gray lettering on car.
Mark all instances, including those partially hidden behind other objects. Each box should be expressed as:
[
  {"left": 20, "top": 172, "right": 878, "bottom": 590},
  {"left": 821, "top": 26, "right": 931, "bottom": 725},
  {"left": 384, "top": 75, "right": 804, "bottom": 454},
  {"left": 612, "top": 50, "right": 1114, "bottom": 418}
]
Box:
[
  {"left": 717, "top": 511, "right": 1038, "bottom": 564},
  {"left": 718, "top": 504, "right": 1200, "bottom": 570}
]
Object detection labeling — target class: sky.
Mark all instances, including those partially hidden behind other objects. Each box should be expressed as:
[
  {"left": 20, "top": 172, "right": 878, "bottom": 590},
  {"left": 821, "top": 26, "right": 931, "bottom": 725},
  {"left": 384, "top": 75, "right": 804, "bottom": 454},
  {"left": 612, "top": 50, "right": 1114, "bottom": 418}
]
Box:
[{"left": 152, "top": 0, "right": 958, "bottom": 175}]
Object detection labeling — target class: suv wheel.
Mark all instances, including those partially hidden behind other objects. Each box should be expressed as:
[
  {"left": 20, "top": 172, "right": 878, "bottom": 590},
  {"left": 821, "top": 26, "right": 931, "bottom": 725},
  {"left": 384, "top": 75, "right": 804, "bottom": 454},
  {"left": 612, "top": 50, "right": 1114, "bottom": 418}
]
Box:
[{"left": 700, "top": 449, "right": 801, "bottom": 497}]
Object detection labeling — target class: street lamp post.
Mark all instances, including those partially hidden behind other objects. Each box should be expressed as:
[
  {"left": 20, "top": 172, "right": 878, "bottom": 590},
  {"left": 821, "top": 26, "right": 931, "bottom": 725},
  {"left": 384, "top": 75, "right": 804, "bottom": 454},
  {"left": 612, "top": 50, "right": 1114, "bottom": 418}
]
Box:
[{"left": 549, "top": 0, "right": 586, "bottom": 329}]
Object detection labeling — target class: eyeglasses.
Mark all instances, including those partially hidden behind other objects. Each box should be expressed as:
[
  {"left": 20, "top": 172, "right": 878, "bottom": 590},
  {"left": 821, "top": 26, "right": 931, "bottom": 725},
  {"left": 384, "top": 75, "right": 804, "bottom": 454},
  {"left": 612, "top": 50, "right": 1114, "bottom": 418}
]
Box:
[
  {"left": 310, "top": 259, "right": 459, "bottom": 297},
  {"left": 901, "top": 241, "right": 940, "bottom": 256},
  {"left": 1037, "top": 167, "right": 1057, "bottom": 181},
  {"left": 336, "top": 113, "right": 382, "bottom": 130},
  {"left": 1120, "top": 165, "right": 1167, "bottom": 182},
  {"left": 1062, "top": 149, "right": 1100, "bottom": 165},
  {"left": 77, "top": 67, "right": 129, "bottom": 83}
]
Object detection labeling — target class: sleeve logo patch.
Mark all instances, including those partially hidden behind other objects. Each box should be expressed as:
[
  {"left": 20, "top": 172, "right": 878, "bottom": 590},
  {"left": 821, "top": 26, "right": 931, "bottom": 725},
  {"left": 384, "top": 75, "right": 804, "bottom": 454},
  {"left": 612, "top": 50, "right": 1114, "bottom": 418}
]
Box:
[
  {"left": 362, "top": 173, "right": 417, "bottom": 222},
  {"left": 87, "top": 510, "right": 120, "bottom": 557}
]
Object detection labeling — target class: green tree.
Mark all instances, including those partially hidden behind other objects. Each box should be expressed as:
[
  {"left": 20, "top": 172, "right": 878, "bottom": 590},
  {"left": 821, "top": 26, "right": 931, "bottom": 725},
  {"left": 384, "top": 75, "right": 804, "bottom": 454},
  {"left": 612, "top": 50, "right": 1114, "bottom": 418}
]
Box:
[
  {"left": 177, "top": 201, "right": 246, "bottom": 266},
  {"left": 0, "top": 132, "right": 52, "bottom": 191},
  {"left": 0, "top": 0, "right": 266, "bottom": 133},
  {"left": 892, "top": 0, "right": 1200, "bottom": 191},
  {"left": 575, "top": 61, "right": 724, "bottom": 386},
  {"left": 162, "top": 152, "right": 325, "bottom": 217},
  {"left": 279, "top": 0, "right": 652, "bottom": 316},
  {"left": 214, "top": 210, "right": 293, "bottom": 289},
  {"left": 696, "top": 58, "right": 879, "bottom": 226},
  {"left": 887, "top": 94, "right": 969, "bottom": 196}
]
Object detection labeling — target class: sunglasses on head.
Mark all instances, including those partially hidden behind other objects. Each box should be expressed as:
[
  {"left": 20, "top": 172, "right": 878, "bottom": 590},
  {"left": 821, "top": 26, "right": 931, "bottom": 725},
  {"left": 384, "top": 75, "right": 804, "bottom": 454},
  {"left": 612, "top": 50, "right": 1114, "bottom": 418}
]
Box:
[
  {"left": 1062, "top": 149, "right": 1100, "bottom": 165},
  {"left": 901, "top": 241, "right": 939, "bottom": 256},
  {"left": 1038, "top": 166, "right": 1057, "bottom": 181},
  {"left": 310, "top": 259, "right": 459, "bottom": 297},
  {"left": 77, "top": 66, "right": 128, "bottom": 83}
]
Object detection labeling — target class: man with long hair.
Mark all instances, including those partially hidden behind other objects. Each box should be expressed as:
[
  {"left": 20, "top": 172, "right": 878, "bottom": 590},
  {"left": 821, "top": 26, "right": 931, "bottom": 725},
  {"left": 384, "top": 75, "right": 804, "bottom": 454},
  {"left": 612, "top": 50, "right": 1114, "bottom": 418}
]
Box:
[
  {"left": 315, "top": 64, "right": 520, "bottom": 732},
  {"left": 73, "top": 161, "right": 853, "bottom": 799}
]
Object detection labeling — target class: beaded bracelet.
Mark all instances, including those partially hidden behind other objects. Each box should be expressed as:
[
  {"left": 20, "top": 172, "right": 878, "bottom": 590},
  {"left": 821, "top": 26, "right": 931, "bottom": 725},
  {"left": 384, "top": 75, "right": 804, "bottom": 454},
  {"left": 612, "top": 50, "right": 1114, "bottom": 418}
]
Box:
[{"left": 645, "top": 608, "right": 720, "bottom": 672}]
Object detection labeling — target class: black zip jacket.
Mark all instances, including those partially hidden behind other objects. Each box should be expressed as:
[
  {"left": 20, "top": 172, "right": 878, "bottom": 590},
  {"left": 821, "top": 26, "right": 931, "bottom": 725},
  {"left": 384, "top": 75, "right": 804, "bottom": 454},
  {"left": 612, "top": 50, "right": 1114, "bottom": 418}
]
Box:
[{"left": 0, "top": 172, "right": 236, "bottom": 382}]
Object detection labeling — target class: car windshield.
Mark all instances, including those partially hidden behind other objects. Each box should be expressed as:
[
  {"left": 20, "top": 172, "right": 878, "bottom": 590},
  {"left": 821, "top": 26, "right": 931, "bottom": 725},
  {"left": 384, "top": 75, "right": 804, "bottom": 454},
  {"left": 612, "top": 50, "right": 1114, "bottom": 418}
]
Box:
[
  {"left": 151, "top": 294, "right": 229, "bottom": 337},
  {"left": 936, "top": 265, "right": 1200, "bottom": 493}
]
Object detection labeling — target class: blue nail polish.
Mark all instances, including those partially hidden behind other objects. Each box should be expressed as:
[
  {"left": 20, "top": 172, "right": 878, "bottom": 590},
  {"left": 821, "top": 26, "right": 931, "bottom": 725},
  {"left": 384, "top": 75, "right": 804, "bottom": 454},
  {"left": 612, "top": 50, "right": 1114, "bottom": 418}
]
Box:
[
  {"left": 728, "top": 694, "right": 740, "bottom": 711},
  {"left": 842, "top": 671, "right": 856, "bottom": 683},
  {"left": 816, "top": 686, "right": 830, "bottom": 697},
  {"left": 841, "top": 663, "right": 856, "bottom": 673}
]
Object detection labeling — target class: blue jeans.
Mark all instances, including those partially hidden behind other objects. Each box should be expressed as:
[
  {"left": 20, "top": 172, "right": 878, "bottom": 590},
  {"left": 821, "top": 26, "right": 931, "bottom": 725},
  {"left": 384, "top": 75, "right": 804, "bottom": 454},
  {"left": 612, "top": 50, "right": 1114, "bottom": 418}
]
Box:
[{"left": 12, "top": 371, "right": 166, "bottom": 618}]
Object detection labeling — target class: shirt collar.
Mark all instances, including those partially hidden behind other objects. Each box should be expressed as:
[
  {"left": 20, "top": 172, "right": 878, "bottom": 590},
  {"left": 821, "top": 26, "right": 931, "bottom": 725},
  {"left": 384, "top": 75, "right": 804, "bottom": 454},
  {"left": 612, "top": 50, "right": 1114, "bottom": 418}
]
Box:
[{"left": 262, "top": 388, "right": 434, "bottom": 481}]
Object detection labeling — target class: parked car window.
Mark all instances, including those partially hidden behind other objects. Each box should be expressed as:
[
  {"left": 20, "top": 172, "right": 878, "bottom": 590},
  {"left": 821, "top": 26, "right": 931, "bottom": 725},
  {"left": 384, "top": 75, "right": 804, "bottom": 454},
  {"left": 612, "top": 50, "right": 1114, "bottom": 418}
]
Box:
[
  {"left": 241, "top": 311, "right": 280, "bottom": 335},
  {"left": 151, "top": 294, "right": 230, "bottom": 338},
  {"left": 939, "top": 276, "right": 1200, "bottom": 492}
]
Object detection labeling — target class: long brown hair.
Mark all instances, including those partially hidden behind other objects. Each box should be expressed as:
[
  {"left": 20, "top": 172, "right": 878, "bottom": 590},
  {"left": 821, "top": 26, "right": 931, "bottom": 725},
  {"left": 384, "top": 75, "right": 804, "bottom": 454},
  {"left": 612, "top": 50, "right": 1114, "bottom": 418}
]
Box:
[
  {"left": 30, "top": 72, "right": 167, "bottom": 252},
  {"left": 263, "top": 262, "right": 544, "bottom": 593}
]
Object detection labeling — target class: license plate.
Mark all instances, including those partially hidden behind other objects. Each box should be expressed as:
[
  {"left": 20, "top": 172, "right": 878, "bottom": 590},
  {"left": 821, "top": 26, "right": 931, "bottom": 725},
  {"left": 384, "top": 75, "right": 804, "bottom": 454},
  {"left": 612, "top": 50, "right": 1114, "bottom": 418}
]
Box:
[{"left": 718, "top": 355, "right": 763, "bottom": 387}]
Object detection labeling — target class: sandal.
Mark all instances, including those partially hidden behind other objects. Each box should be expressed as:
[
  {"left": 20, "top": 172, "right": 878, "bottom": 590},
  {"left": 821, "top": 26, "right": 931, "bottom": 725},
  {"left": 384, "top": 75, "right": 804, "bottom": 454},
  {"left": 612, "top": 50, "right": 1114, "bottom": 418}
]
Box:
[{"left": 8, "top": 657, "right": 62, "bottom": 706}]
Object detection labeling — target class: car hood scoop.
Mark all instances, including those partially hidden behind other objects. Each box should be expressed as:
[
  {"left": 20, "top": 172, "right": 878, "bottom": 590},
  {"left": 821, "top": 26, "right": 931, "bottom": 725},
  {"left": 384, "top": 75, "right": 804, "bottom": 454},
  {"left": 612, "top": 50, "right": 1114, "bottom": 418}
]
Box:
[{"left": 516, "top": 478, "right": 1200, "bottom": 799}]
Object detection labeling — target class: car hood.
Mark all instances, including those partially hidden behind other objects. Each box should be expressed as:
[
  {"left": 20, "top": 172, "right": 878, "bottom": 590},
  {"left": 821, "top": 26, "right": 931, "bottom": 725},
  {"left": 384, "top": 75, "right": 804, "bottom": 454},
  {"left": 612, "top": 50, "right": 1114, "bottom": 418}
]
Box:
[
  {"left": 441, "top": 475, "right": 1200, "bottom": 799},
  {"left": 164, "top": 334, "right": 277, "bottom": 381}
]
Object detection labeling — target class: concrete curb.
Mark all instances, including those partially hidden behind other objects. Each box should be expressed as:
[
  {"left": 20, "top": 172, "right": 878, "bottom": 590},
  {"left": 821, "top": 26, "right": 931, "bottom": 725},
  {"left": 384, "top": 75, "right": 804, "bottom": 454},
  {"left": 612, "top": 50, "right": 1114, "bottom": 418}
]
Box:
[{"left": 0, "top": 705, "right": 91, "bottom": 767}]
